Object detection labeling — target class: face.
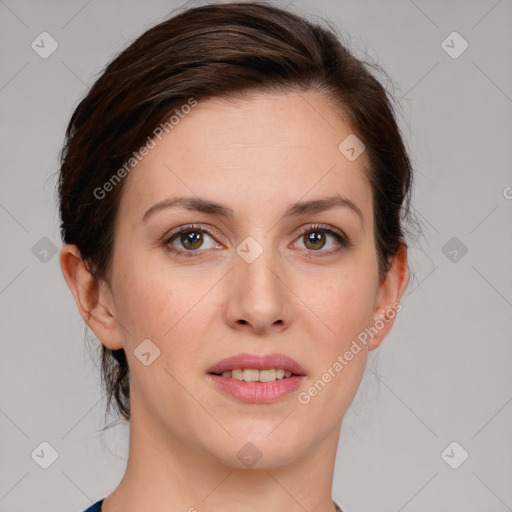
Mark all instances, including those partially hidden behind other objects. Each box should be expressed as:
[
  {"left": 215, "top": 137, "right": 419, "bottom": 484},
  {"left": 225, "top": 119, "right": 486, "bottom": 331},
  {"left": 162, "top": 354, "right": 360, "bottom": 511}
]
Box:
[{"left": 91, "top": 90, "right": 404, "bottom": 467}]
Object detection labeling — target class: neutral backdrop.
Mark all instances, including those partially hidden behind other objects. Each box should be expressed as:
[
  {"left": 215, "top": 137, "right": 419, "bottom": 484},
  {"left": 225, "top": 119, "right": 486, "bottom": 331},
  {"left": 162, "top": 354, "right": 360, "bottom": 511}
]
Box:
[{"left": 1, "top": 1, "right": 511, "bottom": 511}]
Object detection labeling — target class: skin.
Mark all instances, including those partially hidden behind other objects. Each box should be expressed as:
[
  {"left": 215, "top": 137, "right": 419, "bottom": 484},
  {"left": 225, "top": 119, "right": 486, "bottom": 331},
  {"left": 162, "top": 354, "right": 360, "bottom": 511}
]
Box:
[{"left": 60, "top": 90, "right": 408, "bottom": 512}]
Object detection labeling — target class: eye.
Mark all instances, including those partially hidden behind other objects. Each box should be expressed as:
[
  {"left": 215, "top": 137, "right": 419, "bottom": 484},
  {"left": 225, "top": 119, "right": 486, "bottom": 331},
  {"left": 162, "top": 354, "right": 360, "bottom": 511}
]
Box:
[
  {"left": 163, "top": 224, "right": 220, "bottom": 257},
  {"left": 162, "top": 223, "right": 351, "bottom": 258},
  {"left": 293, "top": 224, "right": 351, "bottom": 254}
]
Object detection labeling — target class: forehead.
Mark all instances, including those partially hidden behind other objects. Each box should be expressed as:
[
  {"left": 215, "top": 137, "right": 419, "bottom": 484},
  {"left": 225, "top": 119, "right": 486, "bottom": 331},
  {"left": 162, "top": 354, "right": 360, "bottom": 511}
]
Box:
[{"left": 119, "top": 90, "right": 372, "bottom": 221}]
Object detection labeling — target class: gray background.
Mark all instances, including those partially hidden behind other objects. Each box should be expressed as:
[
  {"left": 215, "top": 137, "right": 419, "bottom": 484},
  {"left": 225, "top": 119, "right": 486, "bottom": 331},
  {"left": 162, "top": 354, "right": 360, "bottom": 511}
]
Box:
[{"left": 1, "top": 0, "right": 511, "bottom": 511}]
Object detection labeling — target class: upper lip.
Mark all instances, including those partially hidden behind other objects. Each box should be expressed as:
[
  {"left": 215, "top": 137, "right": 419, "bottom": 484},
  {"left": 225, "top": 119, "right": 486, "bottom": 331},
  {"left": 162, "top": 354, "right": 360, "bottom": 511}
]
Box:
[{"left": 206, "top": 353, "right": 307, "bottom": 376}]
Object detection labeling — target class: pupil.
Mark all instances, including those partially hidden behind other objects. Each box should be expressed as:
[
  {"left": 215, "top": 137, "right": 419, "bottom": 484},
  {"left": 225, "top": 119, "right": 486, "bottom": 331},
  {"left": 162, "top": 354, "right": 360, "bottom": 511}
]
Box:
[
  {"left": 306, "top": 232, "right": 325, "bottom": 249},
  {"left": 182, "top": 231, "right": 202, "bottom": 249}
]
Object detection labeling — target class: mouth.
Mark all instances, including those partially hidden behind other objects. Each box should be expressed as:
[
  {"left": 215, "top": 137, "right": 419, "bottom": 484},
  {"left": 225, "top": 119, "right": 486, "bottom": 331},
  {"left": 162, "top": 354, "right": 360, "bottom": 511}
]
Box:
[
  {"left": 209, "top": 368, "right": 297, "bottom": 382},
  {"left": 206, "top": 352, "right": 307, "bottom": 378},
  {"left": 206, "top": 353, "right": 307, "bottom": 403}
]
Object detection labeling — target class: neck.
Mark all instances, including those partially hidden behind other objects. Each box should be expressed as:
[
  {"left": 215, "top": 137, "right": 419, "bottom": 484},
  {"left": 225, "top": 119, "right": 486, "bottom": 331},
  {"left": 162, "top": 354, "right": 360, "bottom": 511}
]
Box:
[{"left": 102, "top": 396, "right": 342, "bottom": 512}]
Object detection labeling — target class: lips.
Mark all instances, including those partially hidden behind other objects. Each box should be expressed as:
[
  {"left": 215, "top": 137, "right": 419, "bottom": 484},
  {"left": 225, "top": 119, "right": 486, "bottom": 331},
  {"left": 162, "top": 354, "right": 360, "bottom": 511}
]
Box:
[{"left": 206, "top": 352, "right": 307, "bottom": 376}]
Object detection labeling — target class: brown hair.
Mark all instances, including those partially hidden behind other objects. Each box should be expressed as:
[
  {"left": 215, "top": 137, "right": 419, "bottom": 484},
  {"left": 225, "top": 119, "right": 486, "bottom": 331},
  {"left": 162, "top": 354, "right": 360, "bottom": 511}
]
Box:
[{"left": 58, "top": 1, "right": 414, "bottom": 422}]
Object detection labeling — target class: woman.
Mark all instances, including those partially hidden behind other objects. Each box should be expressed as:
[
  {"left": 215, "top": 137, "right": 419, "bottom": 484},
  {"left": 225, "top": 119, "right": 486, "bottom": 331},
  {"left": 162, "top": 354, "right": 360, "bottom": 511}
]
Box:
[{"left": 58, "top": 2, "right": 412, "bottom": 511}]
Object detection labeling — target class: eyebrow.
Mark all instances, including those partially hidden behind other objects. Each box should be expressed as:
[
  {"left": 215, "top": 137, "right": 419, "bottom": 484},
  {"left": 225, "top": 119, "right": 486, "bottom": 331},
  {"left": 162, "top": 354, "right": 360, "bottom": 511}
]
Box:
[{"left": 141, "top": 194, "right": 364, "bottom": 225}]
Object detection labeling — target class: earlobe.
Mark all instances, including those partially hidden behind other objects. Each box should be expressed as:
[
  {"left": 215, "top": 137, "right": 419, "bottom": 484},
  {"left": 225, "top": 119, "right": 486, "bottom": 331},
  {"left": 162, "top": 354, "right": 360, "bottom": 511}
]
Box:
[
  {"left": 59, "top": 244, "right": 124, "bottom": 350},
  {"left": 368, "top": 243, "right": 409, "bottom": 351}
]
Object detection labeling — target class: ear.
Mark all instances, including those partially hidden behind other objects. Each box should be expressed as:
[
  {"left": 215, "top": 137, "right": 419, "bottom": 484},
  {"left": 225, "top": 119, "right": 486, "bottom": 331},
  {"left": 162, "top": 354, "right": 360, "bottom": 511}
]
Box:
[
  {"left": 59, "top": 244, "right": 124, "bottom": 350},
  {"left": 368, "top": 242, "right": 409, "bottom": 351}
]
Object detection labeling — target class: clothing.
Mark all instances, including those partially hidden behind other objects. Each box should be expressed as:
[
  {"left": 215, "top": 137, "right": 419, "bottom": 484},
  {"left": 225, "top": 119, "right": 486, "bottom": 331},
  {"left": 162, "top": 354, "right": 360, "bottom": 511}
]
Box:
[
  {"left": 82, "top": 499, "right": 103, "bottom": 512},
  {"left": 82, "top": 498, "right": 343, "bottom": 511}
]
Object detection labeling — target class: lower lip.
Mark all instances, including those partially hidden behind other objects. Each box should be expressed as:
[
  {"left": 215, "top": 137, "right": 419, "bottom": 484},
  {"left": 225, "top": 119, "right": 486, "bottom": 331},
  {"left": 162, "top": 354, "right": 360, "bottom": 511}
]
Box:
[{"left": 207, "top": 374, "right": 305, "bottom": 403}]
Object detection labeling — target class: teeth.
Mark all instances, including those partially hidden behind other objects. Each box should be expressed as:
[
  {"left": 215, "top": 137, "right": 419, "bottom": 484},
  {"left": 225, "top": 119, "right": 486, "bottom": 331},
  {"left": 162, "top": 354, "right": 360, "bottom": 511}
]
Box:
[
  {"left": 231, "top": 369, "right": 244, "bottom": 380},
  {"left": 243, "top": 369, "right": 260, "bottom": 382},
  {"left": 259, "top": 369, "right": 276, "bottom": 382},
  {"left": 219, "top": 368, "right": 294, "bottom": 382}
]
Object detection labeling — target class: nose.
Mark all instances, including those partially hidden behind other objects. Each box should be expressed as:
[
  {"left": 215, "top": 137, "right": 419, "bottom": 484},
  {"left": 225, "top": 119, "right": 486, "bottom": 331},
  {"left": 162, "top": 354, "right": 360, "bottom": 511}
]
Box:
[{"left": 224, "top": 242, "right": 289, "bottom": 335}]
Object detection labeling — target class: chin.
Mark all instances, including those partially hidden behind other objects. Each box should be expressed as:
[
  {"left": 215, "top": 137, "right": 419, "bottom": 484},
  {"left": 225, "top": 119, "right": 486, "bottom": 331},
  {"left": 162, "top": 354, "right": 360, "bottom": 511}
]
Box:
[{"left": 205, "top": 425, "right": 310, "bottom": 470}]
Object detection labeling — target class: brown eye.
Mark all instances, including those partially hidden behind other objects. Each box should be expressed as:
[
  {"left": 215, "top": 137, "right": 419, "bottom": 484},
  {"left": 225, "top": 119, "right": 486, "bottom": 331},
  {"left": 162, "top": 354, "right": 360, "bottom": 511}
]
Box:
[
  {"left": 180, "top": 230, "right": 204, "bottom": 250},
  {"left": 303, "top": 231, "right": 326, "bottom": 250},
  {"left": 294, "top": 224, "right": 351, "bottom": 255},
  {"left": 163, "top": 224, "right": 219, "bottom": 256}
]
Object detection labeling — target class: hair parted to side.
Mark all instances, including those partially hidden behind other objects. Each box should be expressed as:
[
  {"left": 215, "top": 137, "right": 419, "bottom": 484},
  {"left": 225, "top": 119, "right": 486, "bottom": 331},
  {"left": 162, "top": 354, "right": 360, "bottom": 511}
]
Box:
[{"left": 58, "top": 1, "right": 414, "bottom": 423}]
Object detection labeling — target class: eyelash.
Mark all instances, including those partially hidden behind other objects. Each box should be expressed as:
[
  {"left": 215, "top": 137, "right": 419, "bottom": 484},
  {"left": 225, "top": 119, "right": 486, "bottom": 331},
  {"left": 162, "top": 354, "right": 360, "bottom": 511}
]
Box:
[{"left": 162, "top": 223, "right": 352, "bottom": 258}]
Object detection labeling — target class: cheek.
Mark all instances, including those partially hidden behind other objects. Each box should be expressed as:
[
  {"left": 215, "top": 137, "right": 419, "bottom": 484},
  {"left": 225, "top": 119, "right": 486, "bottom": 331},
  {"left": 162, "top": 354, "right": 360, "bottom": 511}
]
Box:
[
  {"left": 112, "top": 264, "right": 210, "bottom": 406},
  {"left": 306, "top": 277, "right": 374, "bottom": 393},
  {"left": 303, "top": 262, "right": 378, "bottom": 349},
  {"left": 111, "top": 254, "right": 194, "bottom": 344},
  {"left": 112, "top": 256, "right": 221, "bottom": 380},
  {"left": 296, "top": 277, "right": 374, "bottom": 420}
]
